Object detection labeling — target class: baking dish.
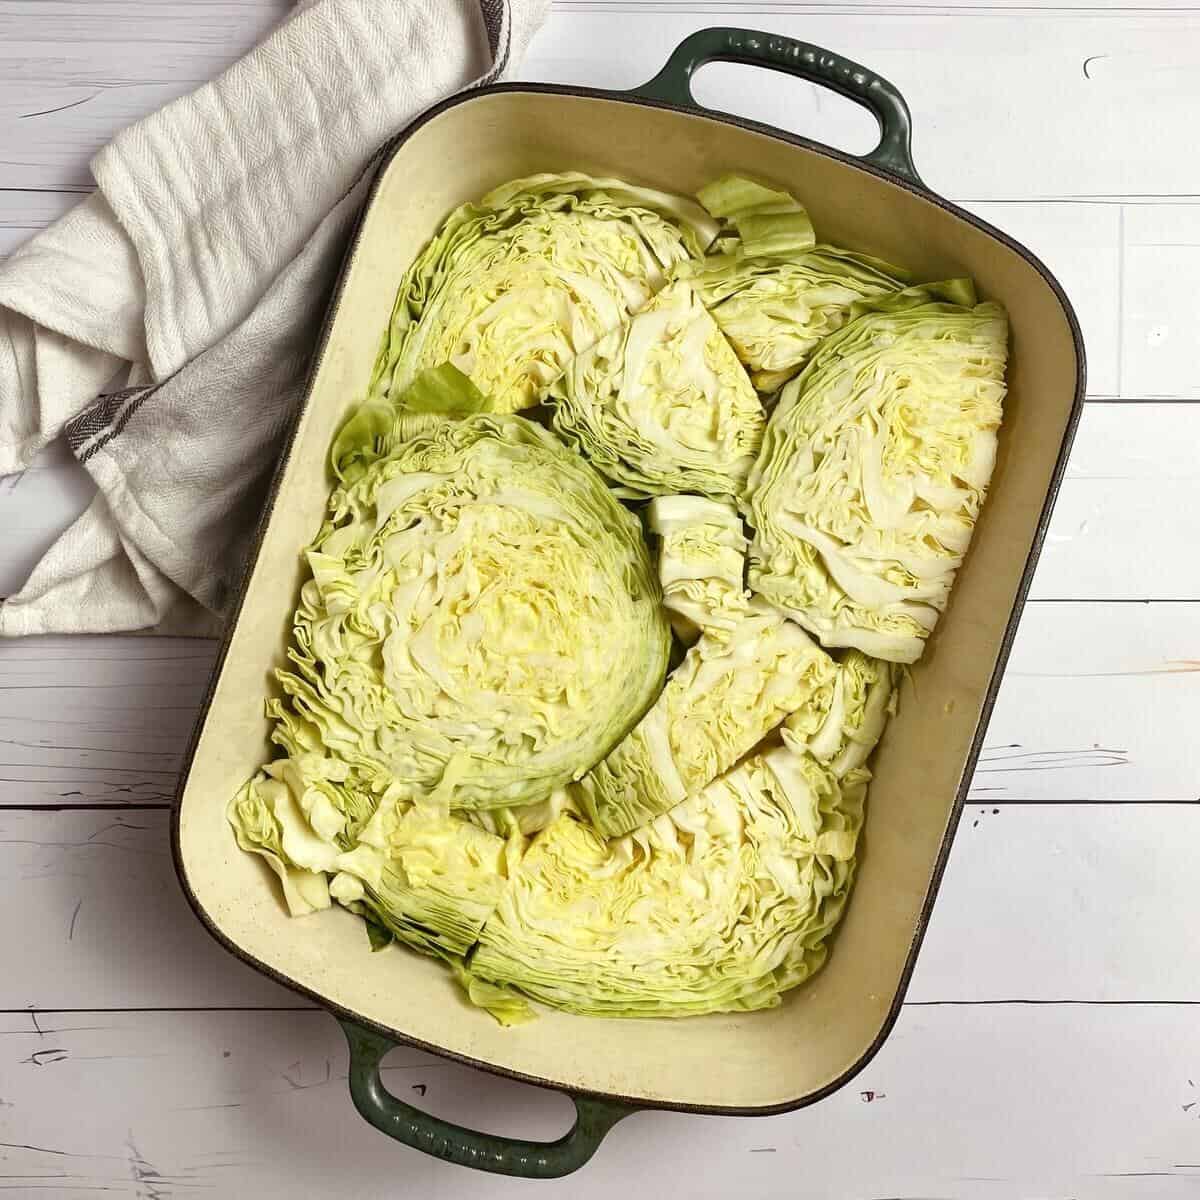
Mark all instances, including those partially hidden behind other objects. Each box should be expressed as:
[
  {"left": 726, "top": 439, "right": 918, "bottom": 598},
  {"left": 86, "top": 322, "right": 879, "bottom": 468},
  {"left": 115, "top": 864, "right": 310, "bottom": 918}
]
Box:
[{"left": 172, "top": 27, "right": 1085, "bottom": 1177}]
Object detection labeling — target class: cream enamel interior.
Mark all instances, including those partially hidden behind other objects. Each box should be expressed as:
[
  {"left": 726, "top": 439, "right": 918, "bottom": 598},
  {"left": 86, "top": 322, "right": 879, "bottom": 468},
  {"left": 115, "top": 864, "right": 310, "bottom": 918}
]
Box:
[{"left": 176, "top": 90, "right": 1080, "bottom": 1111}]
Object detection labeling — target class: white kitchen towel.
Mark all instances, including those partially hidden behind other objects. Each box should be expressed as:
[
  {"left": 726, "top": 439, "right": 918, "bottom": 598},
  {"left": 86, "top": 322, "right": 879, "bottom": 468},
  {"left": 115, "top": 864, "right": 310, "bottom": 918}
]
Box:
[{"left": 0, "top": 0, "right": 548, "bottom": 637}]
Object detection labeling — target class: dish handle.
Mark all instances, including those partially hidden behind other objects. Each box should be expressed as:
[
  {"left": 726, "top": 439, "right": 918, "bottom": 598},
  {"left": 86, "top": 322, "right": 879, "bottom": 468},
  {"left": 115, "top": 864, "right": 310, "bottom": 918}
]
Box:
[
  {"left": 631, "top": 27, "right": 923, "bottom": 189},
  {"left": 340, "top": 1019, "right": 634, "bottom": 1177}
]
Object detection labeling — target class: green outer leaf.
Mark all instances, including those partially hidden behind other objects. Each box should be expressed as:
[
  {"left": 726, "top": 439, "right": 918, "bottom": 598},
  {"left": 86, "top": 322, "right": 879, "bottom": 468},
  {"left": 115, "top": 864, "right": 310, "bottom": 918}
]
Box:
[
  {"left": 400, "top": 363, "right": 489, "bottom": 415},
  {"left": 695, "top": 173, "right": 816, "bottom": 259},
  {"left": 365, "top": 917, "right": 395, "bottom": 952},
  {"left": 331, "top": 368, "right": 488, "bottom": 484}
]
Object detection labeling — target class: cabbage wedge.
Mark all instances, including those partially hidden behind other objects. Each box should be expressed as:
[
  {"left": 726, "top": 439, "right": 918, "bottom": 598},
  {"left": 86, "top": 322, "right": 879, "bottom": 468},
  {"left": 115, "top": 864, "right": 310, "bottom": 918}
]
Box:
[
  {"left": 747, "top": 283, "right": 1008, "bottom": 663},
  {"left": 327, "top": 793, "right": 519, "bottom": 960},
  {"left": 276, "top": 413, "right": 670, "bottom": 812},
  {"left": 647, "top": 494, "right": 749, "bottom": 645},
  {"left": 470, "top": 740, "right": 865, "bottom": 1018},
  {"left": 783, "top": 650, "right": 900, "bottom": 777},
  {"left": 683, "top": 245, "right": 906, "bottom": 392},
  {"left": 228, "top": 774, "right": 335, "bottom": 917},
  {"left": 684, "top": 175, "right": 905, "bottom": 392},
  {"left": 548, "top": 279, "right": 765, "bottom": 499},
  {"left": 369, "top": 173, "right": 718, "bottom": 415},
  {"left": 576, "top": 601, "right": 836, "bottom": 838}
]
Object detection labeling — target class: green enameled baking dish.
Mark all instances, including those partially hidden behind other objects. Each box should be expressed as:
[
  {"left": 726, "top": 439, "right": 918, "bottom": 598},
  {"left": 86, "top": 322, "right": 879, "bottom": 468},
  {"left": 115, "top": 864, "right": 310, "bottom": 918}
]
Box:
[{"left": 172, "top": 27, "right": 1085, "bottom": 1177}]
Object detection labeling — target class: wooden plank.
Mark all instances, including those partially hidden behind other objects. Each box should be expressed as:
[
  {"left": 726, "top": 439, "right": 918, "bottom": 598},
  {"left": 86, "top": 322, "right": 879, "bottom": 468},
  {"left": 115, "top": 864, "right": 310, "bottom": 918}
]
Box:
[
  {"left": 1032, "top": 402, "right": 1200, "bottom": 600},
  {"left": 963, "top": 201, "right": 1121, "bottom": 398},
  {"left": 3, "top": 601, "right": 1198, "bottom": 810},
  {"left": 0, "top": 441, "right": 97, "bottom": 601},
  {"left": 1, "top": 1004, "right": 1198, "bottom": 1198},
  {"left": 0, "top": 809, "right": 300, "bottom": 1009},
  {"left": 0, "top": 196, "right": 1125, "bottom": 399},
  {"left": 0, "top": 1, "right": 285, "bottom": 188},
  {"left": 3, "top": 412, "right": 1199, "bottom": 808},
  {"left": 5, "top": 403, "right": 1197, "bottom": 608},
  {"left": 0, "top": 189, "right": 83, "bottom": 259},
  {"left": 1122, "top": 203, "right": 1200, "bottom": 399},
  {"left": 0, "top": 6, "right": 1196, "bottom": 196},
  {"left": 0, "top": 636, "right": 216, "bottom": 806},
  {"left": 909, "top": 803, "right": 1200, "bottom": 1002},
  {"left": 520, "top": 9, "right": 1200, "bottom": 201},
  {"left": 3, "top": 803, "right": 1198, "bottom": 1010},
  {"left": 983, "top": 601, "right": 1200, "bottom": 803}
]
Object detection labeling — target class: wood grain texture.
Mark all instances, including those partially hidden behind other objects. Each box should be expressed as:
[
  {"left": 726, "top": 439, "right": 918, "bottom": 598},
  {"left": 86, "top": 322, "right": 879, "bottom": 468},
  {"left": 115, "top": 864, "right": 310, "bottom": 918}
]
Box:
[
  {"left": 2, "top": 598, "right": 1198, "bottom": 812},
  {"left": 3, "top": 1005, "right": 1200, "bottom": 1198},
  {"left": 1122, "top": 204, "right": 1200, "bottom": 398},
  {"left": 1032, "top": 403, "right": 1200, "bottom": 599},
  {"left": 0, "top": 5, "right": 1196, "bottom": 198},
  {"left": 5, "top": 402, "right": 1196, "bottom": 608},
  {"left": 0, "top": 189, "right": 83, "bottom": 258},
  {"left": 520, "top": 8, "right": 1200, "bottom": 199},
  {"left": 3, "top": 802, "right": 1198, "bottom": 1011},
  {"left": 1, "top": 1, "right": 1199, "bottom": 1193}
]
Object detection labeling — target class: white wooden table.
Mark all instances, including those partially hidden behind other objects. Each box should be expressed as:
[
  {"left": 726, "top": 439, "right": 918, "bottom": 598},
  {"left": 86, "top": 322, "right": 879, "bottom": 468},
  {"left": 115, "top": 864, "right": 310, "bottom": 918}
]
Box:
[{"left": 2, "top": 2, "right": 1199, "bottom": 1196}]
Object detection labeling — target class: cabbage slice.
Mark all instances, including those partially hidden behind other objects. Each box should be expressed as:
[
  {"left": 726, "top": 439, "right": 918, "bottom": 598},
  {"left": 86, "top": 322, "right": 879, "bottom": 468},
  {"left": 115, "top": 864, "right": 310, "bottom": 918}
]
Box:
[
  {"left": 548, "top": 278, "right": 765, "bottom": 499},
  {"left": 369, "top": 173, "right": 718, "bottom": 415},
  {"left": 646, "top": 494, "right": 749, "bottom": 646},
  {"left": 783, "top": 650, "right": 900, "bottom": 776},
  {"left": 683, "top": 245, "right": 906, "bottom": 392},
  {"left": 275, "top": 414, "right": 670, "bottom": 813},
  {"left": 575, "top": 601, "right": 837, "bottom": 838},
  {"left": 747, "top": 284, "right": 1008, "bottom": 663},
  {"left": 470, "top": 740, "right": 864, "bottom": 1018},
  {"left": 328, "top": 793, "right": 518, "bottom": 960}
]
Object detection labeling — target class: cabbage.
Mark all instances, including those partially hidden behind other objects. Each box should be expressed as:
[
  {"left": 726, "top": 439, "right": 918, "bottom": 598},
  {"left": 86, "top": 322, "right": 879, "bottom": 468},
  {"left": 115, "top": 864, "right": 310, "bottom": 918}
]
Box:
[
  {"left": 276, "top": 413, "right": 670, "bottom": 812},
  {"left": 575, "top": 601, "right": 836, "bottom": 838},
  {"left": 469, "top": 740, "right": 864, "bottom": 1018},
  {"left": 547, "top": 279, "right": 764, "bottom": 499},
  {"left": 682, "top": 176, "right": 906, "bottom": 392},
  {"left": 646, "top": 494, "right": 749, "bottom": 645},
  {"left": 327, "top": 792, "right": 519, "bottom": 960},
  {"left": 683, "top": 245, "right": 906, "bottom": 393},
  {"left": 747, "top": 284, "right": 1008, "bottom": 663},
  {"left": 783, "top": 650, "right": 899, "bottom": 776},
  {"left": 228, "top": 776, "right": 333, "bottom": 917},
  {"left": 696, "top": 174, "right": 817, "bottom": 259},
  {"left": 369, "top": 173, "right": 719, "bottom": 415},
  {"left": 225, "top": 166, "right": 961, "bottom": 1023},
  {"left": 331, "top": 368, "right": 487, "bottom": 485}
]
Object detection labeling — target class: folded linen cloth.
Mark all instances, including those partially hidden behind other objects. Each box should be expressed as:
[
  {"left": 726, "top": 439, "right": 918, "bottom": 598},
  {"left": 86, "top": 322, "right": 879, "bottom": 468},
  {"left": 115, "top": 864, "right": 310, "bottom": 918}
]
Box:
[{"left": 0, "top": 0, "right": 548, "bottom": 636}]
